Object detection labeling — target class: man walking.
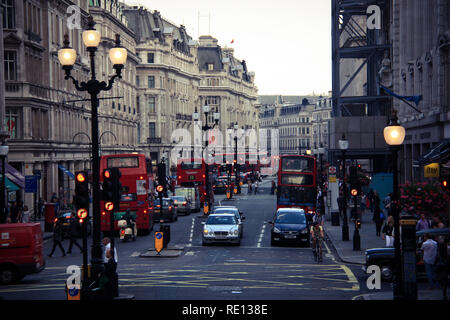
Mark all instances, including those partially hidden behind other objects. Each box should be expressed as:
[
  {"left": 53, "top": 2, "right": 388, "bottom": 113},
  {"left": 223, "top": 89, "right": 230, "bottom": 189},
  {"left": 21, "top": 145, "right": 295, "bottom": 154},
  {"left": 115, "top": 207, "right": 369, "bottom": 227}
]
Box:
[
  {"left": 421, "top": 233, "right": 439, "bottom": 289},
  {"left": 48, "top": 219, "right": 66, "bottom": 257},
  {"left": 416, "top": 213, "right": 431, "bottom": 231},
  {"left": 67, "top": 212, "right": 83, "bottom": 254}
]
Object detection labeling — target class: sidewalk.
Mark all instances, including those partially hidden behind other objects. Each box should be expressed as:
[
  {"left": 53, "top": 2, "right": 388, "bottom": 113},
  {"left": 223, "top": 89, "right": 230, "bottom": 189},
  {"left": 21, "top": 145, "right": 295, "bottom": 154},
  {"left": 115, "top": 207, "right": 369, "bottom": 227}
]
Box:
[{"left": 324, "top": 207, "right": 385, "bottom": 265}]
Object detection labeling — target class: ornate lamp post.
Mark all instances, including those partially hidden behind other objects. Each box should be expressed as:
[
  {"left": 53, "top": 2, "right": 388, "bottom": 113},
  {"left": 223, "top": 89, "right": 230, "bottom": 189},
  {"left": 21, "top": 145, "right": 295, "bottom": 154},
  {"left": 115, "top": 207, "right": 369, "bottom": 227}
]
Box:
[
  {"left": 318, "top": 144, "right": 325, "bottom": 215},
  {"left": 193, "top": 102, "right": 220, "bottom": 214},
  {"left": 58, "top": 16, "right": 127, "bottom": 282},
  {"left": 383, "top": 110, "right": 406, "bottom": 300},
  {"left": 232, "top": 123, "right": 241, "bottom": 195},
  {"left": 339, "top": 134, "right": 349, "bottom": 241}
]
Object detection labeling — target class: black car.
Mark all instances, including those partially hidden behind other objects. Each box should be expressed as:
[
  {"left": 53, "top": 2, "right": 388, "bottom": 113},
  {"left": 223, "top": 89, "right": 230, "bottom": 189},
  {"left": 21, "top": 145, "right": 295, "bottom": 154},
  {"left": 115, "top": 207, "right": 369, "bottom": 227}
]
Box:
[
  {"left": 268, "top": 208, "right": 309, "bottom": 246},
  {"left": 364, "top": 228, "right": 450, "bottom": 281},
  {"left": 213, "top": 178, "right": 228, "bottom": 194},
  {"left": 57, "top": 211, "right": 91, "bottom": 238},
  {"left": 153, "top": 198, "right": 178, "bottom": 222}
]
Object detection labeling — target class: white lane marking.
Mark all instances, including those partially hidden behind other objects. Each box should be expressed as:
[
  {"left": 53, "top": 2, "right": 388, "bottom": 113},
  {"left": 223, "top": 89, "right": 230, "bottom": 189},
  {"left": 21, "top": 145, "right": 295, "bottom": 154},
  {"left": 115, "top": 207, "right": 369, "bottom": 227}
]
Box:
[
  {"left": 188, "top": 217, "right": 195, "bottom": 247},
  {"left": 256, "top": 224, "right": 266, "bottom": 248},
  {"left": 131, "top": 251, "right": 140, "bottom": 257}
]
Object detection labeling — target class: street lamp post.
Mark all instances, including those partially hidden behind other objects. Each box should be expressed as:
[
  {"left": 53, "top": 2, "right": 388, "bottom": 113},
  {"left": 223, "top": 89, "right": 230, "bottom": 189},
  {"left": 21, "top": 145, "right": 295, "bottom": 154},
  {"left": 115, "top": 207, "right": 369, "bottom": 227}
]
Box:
[
  {"left": 193, "top": 102, "right": 220, "bottom": 214},
  {"left": 0, "top": 144, "right": 9, "bottom": 224},
  {"left": 339, "top": 134, "right": 349, "bottom": 241},
  {"left": 232, "top": 123, "right": 241, "bottom": 195},
  {"left": 58, "top": 16, "right": 127, "bottom": 282},
  {"left": 318, "top": 144, "right": 325, "bottom": 215},
  {"left": 383, "top": 110, "right": 406, "bottom": 300}
]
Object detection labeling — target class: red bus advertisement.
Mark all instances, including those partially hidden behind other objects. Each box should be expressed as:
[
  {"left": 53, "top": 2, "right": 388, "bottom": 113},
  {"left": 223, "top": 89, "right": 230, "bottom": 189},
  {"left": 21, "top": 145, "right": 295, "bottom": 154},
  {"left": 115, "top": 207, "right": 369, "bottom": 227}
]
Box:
[
  {"left": 277, "top": 155, "right": 317, "bottom": 220},
  {"left": 100, "top": 153, "right": 153, "bottom": 235},
  {"left": 177, "top": 158, "right": 207, "bottom": 204}
]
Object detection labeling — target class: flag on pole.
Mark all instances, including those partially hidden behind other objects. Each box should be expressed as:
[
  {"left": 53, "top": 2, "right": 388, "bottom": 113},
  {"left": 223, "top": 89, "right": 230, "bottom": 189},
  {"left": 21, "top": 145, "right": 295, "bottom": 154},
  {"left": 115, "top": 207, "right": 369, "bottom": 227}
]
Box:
[{"left": 230, "top": 39, "right": 234, "bottom": 44}]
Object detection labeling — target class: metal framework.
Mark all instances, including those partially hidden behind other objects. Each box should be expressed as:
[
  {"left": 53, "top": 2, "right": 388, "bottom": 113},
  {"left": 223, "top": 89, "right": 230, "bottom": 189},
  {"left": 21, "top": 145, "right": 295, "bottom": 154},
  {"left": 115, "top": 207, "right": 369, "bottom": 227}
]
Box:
[{"left": 332, "top": 0, "right": 391, "bottom": 118}]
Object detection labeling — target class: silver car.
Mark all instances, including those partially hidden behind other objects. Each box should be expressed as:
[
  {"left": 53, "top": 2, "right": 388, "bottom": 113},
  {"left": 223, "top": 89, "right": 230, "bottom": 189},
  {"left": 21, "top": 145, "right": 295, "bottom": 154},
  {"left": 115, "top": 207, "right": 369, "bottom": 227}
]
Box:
[
  {"left": 202, "top": 214, "right": 241, "bottom": 246},
  {"left": 212, "top": 206, "right": 245, "bottom": 237}
]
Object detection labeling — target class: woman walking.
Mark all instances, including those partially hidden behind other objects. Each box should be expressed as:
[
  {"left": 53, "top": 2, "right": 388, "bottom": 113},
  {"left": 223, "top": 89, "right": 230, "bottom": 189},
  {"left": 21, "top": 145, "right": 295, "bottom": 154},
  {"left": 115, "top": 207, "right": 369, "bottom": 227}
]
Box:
[{"left": 382, "top": 216, "right": 395, "bottom": 247}]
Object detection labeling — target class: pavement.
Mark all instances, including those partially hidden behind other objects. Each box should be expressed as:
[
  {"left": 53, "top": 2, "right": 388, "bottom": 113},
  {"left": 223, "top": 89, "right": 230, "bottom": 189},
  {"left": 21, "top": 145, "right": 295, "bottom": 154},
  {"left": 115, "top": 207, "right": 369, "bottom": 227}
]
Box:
[{"left": 323, "top": 204, "right": 446, "bottom": 300}]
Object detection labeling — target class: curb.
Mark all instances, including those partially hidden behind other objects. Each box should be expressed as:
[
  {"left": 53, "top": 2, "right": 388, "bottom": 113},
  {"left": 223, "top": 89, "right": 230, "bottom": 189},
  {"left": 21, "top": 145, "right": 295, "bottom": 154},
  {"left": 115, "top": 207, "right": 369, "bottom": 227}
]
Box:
[{"left": 324, "top": 229, "right": 365, "bottom": 266}]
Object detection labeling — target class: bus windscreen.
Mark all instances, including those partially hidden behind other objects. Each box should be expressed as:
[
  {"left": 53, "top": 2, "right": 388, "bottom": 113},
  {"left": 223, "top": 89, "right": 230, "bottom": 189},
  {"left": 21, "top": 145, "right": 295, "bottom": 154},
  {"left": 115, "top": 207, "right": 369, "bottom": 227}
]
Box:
[
  {"left": 107, "top": 156, "right": 139, "bottom": 168},
  {"left": 281, "top": 157, "right": 314, "bottom": 173}
]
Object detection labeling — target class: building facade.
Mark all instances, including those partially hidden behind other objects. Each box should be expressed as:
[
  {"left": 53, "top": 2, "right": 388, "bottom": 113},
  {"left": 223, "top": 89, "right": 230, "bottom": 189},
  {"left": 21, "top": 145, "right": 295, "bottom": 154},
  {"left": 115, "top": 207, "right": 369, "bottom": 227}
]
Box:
[
  {"left": 311, "top": 94, "right": 332, "bottom": 152},
  {"left": 391, "top": 0, "right": 450, "bottom": 182}
]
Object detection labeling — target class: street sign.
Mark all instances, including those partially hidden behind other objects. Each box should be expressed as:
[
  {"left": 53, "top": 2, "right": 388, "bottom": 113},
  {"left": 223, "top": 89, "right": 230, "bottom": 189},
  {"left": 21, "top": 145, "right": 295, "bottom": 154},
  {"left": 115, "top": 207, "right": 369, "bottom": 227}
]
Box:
[
  {"left": 424, "top": 163, "right": 439, "bottom": 178},
  {"left": 25, "top": 175, "right": 38, "bottom": 193},
  {"left": 328, "top": 175, "right": 337, "bottom": 183},
  {"left": 155, "top": 232, "right": 163, "bottom": 253},
  {"left": 328, "top": 166, "right": 336, "bottom": 174}
]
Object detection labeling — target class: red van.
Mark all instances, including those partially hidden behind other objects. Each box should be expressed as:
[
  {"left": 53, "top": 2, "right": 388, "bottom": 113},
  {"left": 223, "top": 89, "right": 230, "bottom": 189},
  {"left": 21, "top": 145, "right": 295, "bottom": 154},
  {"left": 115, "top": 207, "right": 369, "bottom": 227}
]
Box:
[{"left": 0, "top": 223, "right": 45, "bottom": 284}]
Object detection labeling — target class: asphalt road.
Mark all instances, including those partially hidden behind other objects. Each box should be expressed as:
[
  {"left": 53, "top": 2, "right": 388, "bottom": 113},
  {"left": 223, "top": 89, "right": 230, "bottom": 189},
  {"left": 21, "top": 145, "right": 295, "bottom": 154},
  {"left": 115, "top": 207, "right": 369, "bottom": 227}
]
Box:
[{"left": 0, "top": 179, "right": 382, "bottom": 300}]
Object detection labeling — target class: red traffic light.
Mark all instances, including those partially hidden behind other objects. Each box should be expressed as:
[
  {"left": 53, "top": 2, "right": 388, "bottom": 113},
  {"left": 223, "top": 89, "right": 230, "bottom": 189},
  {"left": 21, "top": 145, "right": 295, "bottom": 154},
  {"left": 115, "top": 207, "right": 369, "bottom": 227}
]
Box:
[
  {"left": 77, "top": 208, "right": 88, "bottom": 219},
  {"left": 443, "top": 180, "right": 448, "bottom": 187},
  {"left": 104, "top": 201, "right": 114, "bottom": 211},
  {"left": 156, "top": 185, "right": 164, "bottom": 193},
  {"left": 104, "top": 169, "right": 111, "bottom": 179},
  {"left": 76, "top": 172, "right": 86, "bottom": 183},
  {"left": 351, "top": 189, "right": 358, "bottom": 196}
]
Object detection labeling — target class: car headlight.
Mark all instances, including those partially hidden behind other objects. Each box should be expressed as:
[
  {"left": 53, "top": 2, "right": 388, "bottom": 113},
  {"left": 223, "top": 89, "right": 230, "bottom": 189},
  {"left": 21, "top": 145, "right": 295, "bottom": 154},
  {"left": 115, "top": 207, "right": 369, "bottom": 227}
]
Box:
[
  {"left": 301, "top": 229, "right": 308, "bottom": 234},
  {"left": 233, "top": 229, "right": 239, "bottom": 236},
  {"left": 203, "top": 229, "right": 209, "bottom": 235},
  {"left": 273, "top": 227, "right": 281, "bottom": 233}
]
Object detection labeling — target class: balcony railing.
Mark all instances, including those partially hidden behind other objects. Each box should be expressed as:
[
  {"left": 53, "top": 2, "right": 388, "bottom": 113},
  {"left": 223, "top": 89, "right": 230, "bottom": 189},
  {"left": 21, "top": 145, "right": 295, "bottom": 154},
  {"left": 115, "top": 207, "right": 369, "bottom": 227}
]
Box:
[
  {"left": 147, "top": 137, "right": 162, "bottom": 144},
  {"left": 176, "top": 114, "right": 192, "bottom": 121}
]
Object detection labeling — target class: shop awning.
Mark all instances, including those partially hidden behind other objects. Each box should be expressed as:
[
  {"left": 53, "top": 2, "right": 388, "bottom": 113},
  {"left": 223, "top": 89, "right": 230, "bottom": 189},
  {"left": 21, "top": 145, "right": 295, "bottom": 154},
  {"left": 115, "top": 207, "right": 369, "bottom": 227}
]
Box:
[
  {"left": 0, "top": 163, "right": 25, "bottom": 188},
  {"left": 419, "top": 139, "right": 450, "bottom": 165},
  {"left": 0, "top": 175, "right": 20, "bottom": 191},
  {"left": 58, "top": 164, "right": 75, "bottom": 179}
]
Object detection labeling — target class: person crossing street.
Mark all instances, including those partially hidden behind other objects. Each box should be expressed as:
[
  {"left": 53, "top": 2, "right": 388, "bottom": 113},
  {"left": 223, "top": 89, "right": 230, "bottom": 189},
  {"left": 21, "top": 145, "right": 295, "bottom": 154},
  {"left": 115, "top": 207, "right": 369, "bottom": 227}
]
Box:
[{"left": 67, "top": 212, "right": 83, "bottom": 254}]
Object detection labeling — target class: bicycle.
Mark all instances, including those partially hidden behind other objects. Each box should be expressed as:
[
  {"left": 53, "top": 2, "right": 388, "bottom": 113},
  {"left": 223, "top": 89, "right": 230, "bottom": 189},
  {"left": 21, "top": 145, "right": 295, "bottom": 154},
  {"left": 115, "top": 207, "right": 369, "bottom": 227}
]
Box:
[{"left": 311, "top": 237, "right": 323, "bottom": 263}]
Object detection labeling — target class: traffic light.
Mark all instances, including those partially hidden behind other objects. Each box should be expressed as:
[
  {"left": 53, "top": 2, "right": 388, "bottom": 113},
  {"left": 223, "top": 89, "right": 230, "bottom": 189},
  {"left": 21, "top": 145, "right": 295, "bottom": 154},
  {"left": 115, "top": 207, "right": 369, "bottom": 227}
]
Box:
[
  {"left": 75, "top": 171, "right": 89, "bottom": 220},
  {"left": 226, "top": 164, "right": 233, "bottom": 174},
  {"left": 157, "top": 163, "right": 166, "bottom": 187},
  {"left": 102, "top": 169, "right": 115, "bottom": 212},
  {"left": 442, "top": 179, "right": 448, "bottom": 191},
  {"left": 102, "top": 168, "right": 122, "bottom": 212},
  {"left": 156, "top": 184, "right": 165, "bottom": 195},
  {"left": 349, "top": 165, "right": 361, "bottom": 195}
]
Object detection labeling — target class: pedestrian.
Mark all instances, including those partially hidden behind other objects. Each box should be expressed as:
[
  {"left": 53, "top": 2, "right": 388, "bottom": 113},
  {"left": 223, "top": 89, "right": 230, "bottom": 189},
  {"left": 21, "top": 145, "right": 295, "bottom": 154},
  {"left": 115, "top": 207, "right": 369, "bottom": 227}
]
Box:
[
  {"left": 21, "top": 205, "right": 30, "bottom": 223},
  {"left": 271, "top": 180, "right": 276, "bottom": 195},
  {"left": 416, "top": 213, "right": 431, "bottom": 231},
  {"left": 67, "top": 212, "right": 83, "bottom": 254},
  {"left": 337, "top": 191, "right": 346, "bottom": 220},
  {"left": 361, "top": 192, "right": 366, "bottom": 214},
  {"left": 102, "top": 237, "right": 118, "bottom": 264},
  {"left": 421, "top": 233, "right": 439, "bottom": 289},
  {"left": 313, "top": 211, "right": 325, "bottom": 227},
  {"left": 50, "top": 192, "right": 58, "bottom": 203},
  {"left": 48, "top": 219, "right": 66, "bottom": 257},
  {"left": 38, "top": 198, "right": 44, "bottom": 219},
  {"left": 383, "top": 193, "right": 392, "bottom": 217},
  {"left": 254, "top": 180, "right": 259, "bottom": 194},
  {"left": 9, "top": 201, "right": 19, "bottom": 223},
  {"left": 382, "top": 216, "right": 394, "bottom": 247},
  {"left": 431, "top": 215, "right": 445, "bottom": 229},
  {"left": 367, "top": 189, "right": 374, "bottom": 213},
  {"left": 248, "top": 180, "right": 253, "bottom": 195},
  {"left": 372, "top": 200, "right": 384, "bottom": 237}
]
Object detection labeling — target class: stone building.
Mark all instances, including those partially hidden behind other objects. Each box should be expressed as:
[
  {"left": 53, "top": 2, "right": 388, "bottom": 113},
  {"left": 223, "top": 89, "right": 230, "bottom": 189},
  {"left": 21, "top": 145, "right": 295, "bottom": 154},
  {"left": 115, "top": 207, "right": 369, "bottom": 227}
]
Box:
[
  {"left": 122, "top": 5, "right": 201, "bottom": 170},
  {"left": 3, "top": 0, "right": 139, "bottom": 209},
  {"left": 390, "top": 0, "right": 450, "bottom": 182},
  {"left": 259, "top": 95, "right": 319, "bottom": 156},
  {"left": 311, "top": 94, "right": 332, "bottom": 152},
  {"left": 196, "top": 36, "right": 259, "bottom": 154}
]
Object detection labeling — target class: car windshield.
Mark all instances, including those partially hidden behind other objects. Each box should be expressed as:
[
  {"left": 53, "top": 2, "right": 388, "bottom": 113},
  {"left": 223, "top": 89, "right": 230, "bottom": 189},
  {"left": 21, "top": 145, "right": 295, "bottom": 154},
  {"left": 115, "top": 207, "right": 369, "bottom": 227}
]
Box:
[
  {"left": 206, "top": 216, "right": 236, "bottom": 225},
  {"left": 171, "top": 196, "right": 185, "bottom": 201},
  {"left": 275, "top": 212, "right": 306, "bottom": 224}
]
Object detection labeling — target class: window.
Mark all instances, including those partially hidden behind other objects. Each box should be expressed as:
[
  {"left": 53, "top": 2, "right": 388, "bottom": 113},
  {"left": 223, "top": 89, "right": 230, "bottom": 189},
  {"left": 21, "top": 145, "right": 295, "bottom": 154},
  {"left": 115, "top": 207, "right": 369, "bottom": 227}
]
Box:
[
  {"left": 136, "top": 97, "right": 140, "bottom": 113},
  {"left": 148, "top": 97, "right": 155, "bottom": 113},
  {"left": 148, "top": 76, "right": 155, "bottom": 88},
  {"left": 4, "top": 51, "right": 17, "bottom": 80},
  {"left": 149, "top": 122, "right": 156, "bottom": 138},
  {"left": 118, "top": 103, "right": 121, "bottom": 111},
  {"left": 147, "top": 52, "right": 154, "bottom": 63},
  {"left": 307, "top": 128, "right": 310, "bottom": 134},
  {"left": 3, "top": 0, "right": 15, "bottom": 29},
  {"left": 112, "top": 101, "right": 115, "bottom": 109},
  {"left": 208, "top": 63, "right": 214, "bottom": 71},
  {"left": 136, "top": 76, "right": 140, "bottom": 87},
  {"left": 5, "top": 109, "right": 19, "bottom": 139}
]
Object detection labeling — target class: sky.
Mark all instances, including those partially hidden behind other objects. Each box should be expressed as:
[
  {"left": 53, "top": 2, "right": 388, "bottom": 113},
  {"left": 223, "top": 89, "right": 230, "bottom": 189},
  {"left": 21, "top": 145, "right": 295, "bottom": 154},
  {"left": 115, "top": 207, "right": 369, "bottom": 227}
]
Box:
[{"left": 122, "top": 0, "right": 332, "bottom": 96}]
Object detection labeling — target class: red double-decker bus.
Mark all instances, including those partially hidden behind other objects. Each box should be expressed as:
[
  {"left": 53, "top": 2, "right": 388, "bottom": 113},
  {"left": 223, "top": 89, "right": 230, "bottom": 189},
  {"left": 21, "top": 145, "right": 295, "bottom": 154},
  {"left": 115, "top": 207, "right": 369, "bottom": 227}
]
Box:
[
  {"left": 100, "top": 153, "right": 153, "bottom": 235},
  {"left": 176, "top": 158, "right": 207, "bottom": 204},
  {"left": 276, "top": 155, "right": 317, "bottom": 219}
]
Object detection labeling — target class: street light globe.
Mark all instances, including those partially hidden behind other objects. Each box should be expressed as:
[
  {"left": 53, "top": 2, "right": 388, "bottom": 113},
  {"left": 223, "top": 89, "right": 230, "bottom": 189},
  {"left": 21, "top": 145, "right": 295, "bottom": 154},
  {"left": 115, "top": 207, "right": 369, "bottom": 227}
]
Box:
[
  {"left": 318, "top": 147, "right": 325, "bottom": 154},
  {"left": 109, "top": 47, "right": 127, "bottom": 65},
  {"left": 202, "top": 104, "right": 210, "bottom": 114},
  {"left": 0, "top": 146, "right": 9, "bottom": 156},
  {"left": 234, "top": 123, "right": 239, "bottom": 130},
  {"left": 213, "top": 110, "right": 220, "bottom": 122},
  {"left": 58, "top": 47, "right": 77, "bottom": 66},
  {"left": 82, "top": 29, "right": 101, "bottom": 48},
  {"left": 339, "top": 135, "right": 349, "bottom": 150},
  {"left": 306, "top": 149, "right": 312, "bottom": 155},
  {"left": 384, "top": 124, "right": 405, "bottom": 145}
]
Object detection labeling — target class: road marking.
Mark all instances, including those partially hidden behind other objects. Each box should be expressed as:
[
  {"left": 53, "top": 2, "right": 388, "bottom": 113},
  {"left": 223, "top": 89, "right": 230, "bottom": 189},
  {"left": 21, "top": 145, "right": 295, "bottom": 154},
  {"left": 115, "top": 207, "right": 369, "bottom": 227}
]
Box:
[
  {"left": 188, "top": 217, "right": 195, "bottom": 246},
  {"left": 256, "top": 224, "right": 266, "bottom": 248},
  {"left": 131, "top": 251, "right": 140, "bottom": 257}
]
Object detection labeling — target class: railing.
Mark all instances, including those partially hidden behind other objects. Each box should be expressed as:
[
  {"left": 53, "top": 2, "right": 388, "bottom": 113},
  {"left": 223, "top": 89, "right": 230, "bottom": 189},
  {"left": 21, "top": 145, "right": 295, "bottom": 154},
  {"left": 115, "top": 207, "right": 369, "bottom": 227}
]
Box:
[
  {"left": 25, "top": 30, "right": 42, "bottom": 44},
  {"left": 147, "top": 137, "right": 162, "bottom": 144},
  {"left": 176, "top": 114, "right": 192, "bottom": 121}
]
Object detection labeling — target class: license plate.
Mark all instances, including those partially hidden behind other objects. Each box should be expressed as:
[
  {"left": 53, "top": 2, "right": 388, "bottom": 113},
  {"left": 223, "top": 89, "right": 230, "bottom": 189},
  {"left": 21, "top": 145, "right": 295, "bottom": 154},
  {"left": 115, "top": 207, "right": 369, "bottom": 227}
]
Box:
[
  {"left": 285, "top": 235, "right": 296, "bottom": 239},
  {"left": 154, "top": 209, "right": 160, "bottom": 213}
]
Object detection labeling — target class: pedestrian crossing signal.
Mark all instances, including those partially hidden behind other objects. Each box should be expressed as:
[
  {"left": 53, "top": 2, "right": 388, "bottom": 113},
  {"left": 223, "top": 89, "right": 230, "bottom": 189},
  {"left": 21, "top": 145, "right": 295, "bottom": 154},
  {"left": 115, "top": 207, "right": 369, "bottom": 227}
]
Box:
[
  {"left": 351, "top": 189, "right": 358, "bottom": 196},
  {"left": 77, "top": 208, "right": 88, "bottom": 219},
  {"left": 156, "top": 185, "right": 164, "bottom": 193}
]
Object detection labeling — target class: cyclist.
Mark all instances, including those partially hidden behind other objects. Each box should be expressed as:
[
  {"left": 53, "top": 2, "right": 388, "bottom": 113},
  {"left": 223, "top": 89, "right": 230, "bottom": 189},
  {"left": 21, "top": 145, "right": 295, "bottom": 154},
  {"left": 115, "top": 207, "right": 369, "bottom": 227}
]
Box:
[{"left": 310, "top": 221, "right": 324, "bottom": 262}]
